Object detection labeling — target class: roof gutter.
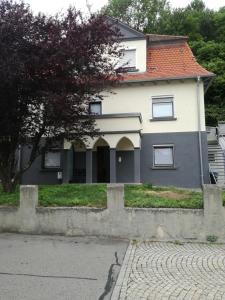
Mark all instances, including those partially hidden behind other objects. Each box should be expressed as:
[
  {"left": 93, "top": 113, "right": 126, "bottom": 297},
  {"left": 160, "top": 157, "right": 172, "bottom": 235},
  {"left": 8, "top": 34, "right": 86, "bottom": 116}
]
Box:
[{"left": 119, "top": 74, "right": 215, "bottom": 85}]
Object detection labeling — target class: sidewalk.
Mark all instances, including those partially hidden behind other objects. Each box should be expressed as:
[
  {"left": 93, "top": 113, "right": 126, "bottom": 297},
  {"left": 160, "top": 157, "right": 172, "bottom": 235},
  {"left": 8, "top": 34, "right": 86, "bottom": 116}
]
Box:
[{"left": 112, "top": 241, "right": 225, "bottom": 300}]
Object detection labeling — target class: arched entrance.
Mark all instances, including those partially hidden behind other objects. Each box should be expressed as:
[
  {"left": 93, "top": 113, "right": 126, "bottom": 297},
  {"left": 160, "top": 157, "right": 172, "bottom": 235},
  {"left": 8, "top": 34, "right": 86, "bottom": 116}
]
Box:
[
  {"left": 93, "top": 138, "right": 110, "bottom": 183},
  {"left": 116, "top": 137, "right": 135, "bottom": 183}
]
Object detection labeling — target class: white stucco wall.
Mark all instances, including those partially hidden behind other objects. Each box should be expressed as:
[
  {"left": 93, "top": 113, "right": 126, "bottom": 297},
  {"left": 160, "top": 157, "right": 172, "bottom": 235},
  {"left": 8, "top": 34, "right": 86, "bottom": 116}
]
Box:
[
  {"left": 100, "top": 79, "right": 206, "bottom": 134},
  {"left": 121, "top": 39, "right": 147, "bottom": 72}
]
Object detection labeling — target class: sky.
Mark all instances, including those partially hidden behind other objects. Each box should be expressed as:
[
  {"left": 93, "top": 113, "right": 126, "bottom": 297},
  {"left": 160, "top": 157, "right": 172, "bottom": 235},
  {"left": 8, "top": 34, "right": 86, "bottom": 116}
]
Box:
[{"left": 22, "top": 0, "right": 225, "bottom": 15}]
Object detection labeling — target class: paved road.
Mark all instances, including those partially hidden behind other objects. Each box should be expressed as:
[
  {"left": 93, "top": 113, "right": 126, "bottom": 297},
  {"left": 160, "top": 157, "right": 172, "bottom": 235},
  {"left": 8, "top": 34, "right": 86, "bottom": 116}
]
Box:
[
  {"left": 112, "top": 241, "right": 225, "bottom": 300},
  {"left": 0, "top": 233, "right": 128, "bottom": 300}
]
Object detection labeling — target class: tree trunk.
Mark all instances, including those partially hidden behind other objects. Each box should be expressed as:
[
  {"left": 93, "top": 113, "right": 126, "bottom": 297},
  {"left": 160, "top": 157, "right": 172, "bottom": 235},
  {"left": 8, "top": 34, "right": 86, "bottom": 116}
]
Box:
[{"left": 0, "top": 166, "right": 18, "bottom": 193}]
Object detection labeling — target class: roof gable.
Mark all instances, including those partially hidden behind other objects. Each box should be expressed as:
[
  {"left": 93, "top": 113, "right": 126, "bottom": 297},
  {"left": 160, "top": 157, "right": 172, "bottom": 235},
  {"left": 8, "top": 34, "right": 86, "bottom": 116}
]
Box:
[{"left": 106, "top": 16, "right": 145, "bottom": 40}]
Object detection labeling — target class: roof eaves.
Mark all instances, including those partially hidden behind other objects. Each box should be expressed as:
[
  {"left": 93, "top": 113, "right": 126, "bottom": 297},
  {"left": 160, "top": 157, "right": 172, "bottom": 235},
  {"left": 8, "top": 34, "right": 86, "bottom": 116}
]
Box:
[
  {"left": 146, "top": 34, "right": 189, "bottom": 43},
  {"left": 120, "top": 73, "right": 216, "bottom": 84}
]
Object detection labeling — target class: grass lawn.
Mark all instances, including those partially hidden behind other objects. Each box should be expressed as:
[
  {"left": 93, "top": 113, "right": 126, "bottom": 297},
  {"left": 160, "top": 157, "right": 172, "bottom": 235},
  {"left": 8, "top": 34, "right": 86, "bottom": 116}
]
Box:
[
  {"left": 0, "top": 183, "right": 204, "bottom": 209},
  {"left": 125, "top": 184, "right": 203, "bottom": 209},
  {"left": 0, "top": 186, "right": 19, "bottom": 206},
  {"left": 0, "top": 184, "right": 107, "bottom": 207}
]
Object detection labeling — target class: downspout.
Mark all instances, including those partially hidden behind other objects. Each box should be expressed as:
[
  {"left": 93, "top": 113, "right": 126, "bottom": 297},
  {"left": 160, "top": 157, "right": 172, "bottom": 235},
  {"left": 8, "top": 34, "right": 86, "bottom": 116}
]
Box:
[
  {"left": 196, "top": 76, "right": 204, "bottom": 187},
  {"left": 17, "top": 145, "right": 21, "bottom": 171},
  {"left": 17, "top": 145, "right": 22, "bottom": 183}
]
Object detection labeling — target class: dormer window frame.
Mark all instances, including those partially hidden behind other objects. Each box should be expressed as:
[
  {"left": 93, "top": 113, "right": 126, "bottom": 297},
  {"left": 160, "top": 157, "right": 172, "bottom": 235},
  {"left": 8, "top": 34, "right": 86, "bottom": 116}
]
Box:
[{"left": 118, "top": 47, "right": 138, "bottom": 72}]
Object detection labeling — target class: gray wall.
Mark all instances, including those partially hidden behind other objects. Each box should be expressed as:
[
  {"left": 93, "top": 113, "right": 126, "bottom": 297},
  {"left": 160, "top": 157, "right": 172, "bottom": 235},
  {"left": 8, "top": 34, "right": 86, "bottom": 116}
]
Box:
[
  {"left": 21, "top": 146, "right": 61, "bottom": 185},
  {"left": 0, "top": 185, "right": 224, "bottom": 242},
  {"left": 140, "top": 132, "right": 209, "bottom": 188}
]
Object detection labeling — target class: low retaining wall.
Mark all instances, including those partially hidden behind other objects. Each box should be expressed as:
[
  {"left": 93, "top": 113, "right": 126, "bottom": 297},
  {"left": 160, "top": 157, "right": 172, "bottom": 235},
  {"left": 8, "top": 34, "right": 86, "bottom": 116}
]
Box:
[{"left": 0, "top": 185, "right": 225, "bottom": 242}]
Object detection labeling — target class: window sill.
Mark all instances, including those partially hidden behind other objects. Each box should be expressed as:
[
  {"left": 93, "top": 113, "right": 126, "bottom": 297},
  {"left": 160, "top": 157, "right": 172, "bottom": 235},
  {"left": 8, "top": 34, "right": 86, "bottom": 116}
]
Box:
[
  {"left": 151, "top": 166, "right": 177, "bottom": 170},
  {"left": 150, "top": 117, "right": 177, "bottom": 122},
  {"left": 40, "top": 168, "right": 62, "bottom": 173},
  {"left": 117, "top": 67, "right": 139, "bottom": 73}
]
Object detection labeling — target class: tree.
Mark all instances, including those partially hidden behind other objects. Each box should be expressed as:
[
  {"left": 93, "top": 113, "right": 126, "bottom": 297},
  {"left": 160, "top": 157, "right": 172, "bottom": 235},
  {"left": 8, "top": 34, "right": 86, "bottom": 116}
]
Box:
[
  {"left": 0, "top": 1, "right": 121, "bottom": 192},
  {"left": 103, "top": 0, "right": 170, "bottom": 32}
]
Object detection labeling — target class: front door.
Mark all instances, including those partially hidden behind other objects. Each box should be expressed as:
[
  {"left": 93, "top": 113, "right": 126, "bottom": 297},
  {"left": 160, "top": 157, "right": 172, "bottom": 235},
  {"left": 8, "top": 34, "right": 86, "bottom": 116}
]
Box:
[{"left": 97, "top": 146, "right": 110, "bottom": 182}]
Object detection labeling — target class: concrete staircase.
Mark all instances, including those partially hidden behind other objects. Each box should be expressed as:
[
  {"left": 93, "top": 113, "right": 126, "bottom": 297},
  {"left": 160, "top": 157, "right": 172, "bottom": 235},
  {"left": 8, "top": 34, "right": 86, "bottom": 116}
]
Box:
[{"left": 208, "top": 143, "right": 225, "bottom": 186}]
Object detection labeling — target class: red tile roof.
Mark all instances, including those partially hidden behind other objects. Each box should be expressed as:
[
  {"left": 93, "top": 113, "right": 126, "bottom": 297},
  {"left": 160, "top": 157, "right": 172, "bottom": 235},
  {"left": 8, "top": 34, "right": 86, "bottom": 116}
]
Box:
[{"left": 122, "top": 39, "right": 214, "bottom": 83}]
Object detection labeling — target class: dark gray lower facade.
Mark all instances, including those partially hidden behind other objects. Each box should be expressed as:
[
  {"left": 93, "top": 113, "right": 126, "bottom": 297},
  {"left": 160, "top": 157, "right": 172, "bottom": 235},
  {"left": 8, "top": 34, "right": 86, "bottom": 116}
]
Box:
[
  {"left": 140, "top": 132, "right": 209, "bottom": 188},
  {"left": 21, "top": 131, "right": 209, "bottom": 188}
]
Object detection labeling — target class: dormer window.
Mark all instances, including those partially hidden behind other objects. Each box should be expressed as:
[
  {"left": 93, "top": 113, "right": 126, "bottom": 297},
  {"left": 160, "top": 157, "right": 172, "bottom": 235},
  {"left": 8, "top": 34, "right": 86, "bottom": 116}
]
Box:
[{"left": 118, "top": 49, "right": 136, "bottom": 71}]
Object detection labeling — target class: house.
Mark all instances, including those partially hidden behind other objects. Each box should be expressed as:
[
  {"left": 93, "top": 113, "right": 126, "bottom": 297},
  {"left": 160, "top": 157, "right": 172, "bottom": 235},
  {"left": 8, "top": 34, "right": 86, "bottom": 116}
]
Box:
[{"left": 21, "top": 19, "right": 215, "bottom": 188}]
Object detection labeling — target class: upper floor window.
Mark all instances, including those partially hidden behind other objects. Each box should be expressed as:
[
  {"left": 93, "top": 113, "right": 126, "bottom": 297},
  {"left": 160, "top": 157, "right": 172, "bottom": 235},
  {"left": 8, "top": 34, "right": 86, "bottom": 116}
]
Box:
[
  {"left": 44, "top": 149, "right": 61, "bottom": 169},
  {"left": 89, "top": 101, "right": 102, "bottom": 115},
  {"left": 152, "top": 96, "right": 174, "bottom": 119},
  {"left": 118, "top": 49, "right": 136, "bottom": 71}
]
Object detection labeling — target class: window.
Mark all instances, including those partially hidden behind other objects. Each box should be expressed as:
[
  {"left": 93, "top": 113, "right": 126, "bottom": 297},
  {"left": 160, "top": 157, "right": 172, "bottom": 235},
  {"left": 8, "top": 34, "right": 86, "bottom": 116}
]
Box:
[
  {"left": 118, "top": 49, "right": 136, "bottom": 70},
  {"left": 44, "top": 150, "right": 61, "bottom": 169},
  {"left": 153, "top": 145, "right": 174, "bottom": 167},
  {"left": 152, "top": 96, "right": 174, "bottom": 119},
  {"left": 89, "top": 102, "right": 102, "bottom": 115}
]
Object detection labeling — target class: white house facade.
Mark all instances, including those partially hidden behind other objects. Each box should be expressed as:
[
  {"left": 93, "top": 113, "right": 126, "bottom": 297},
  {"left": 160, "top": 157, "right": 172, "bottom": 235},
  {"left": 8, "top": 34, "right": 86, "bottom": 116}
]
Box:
[{"left": 21, "top": 19, "right": 214, "bottom": 188}]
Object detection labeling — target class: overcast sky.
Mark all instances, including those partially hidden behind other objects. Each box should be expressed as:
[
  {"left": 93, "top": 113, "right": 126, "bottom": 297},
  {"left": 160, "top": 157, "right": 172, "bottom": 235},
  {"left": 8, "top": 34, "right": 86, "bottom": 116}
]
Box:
[{"left": 23, "top": 0, "right": 225, "bottom": 15}]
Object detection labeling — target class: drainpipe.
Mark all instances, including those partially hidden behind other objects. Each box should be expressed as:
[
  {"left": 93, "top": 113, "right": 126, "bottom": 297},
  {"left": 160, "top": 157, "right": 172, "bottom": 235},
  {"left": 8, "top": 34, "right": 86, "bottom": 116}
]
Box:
[
  {"left": 17, "top": 145, "right": 21, "bottom": 172},
  {"left": 196, "top": 76, "right": 204, "bottom": 187}
]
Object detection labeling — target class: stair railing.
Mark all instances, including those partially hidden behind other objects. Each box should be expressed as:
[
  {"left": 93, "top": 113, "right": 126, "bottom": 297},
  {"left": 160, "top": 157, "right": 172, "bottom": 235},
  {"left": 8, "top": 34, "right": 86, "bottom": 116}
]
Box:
[{"left": 209, "top": 164, "right": 217, "bottom": 184}]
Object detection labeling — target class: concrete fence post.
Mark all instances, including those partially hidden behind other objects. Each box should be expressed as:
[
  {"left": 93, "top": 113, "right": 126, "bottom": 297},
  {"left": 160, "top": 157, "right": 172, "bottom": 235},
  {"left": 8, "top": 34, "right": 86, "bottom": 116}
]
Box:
[
  {"left": 19, "top": 185, "right": 38, "bottom": 232},
  {"left": 203, "top": 184, "right": 224, "bottom": 238},
  {"left": 107, "top": 184, "right": 124, "bottom": 212}
]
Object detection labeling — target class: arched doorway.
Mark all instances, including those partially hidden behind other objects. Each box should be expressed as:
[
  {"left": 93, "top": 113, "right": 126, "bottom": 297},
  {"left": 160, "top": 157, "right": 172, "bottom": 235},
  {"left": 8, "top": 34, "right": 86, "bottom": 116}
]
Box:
[
  {"left": 93, "top": 138, "right": 110, "bottom": 183},
  {"left": 116, "top": 137, "right": 135, "bottom": 183}
]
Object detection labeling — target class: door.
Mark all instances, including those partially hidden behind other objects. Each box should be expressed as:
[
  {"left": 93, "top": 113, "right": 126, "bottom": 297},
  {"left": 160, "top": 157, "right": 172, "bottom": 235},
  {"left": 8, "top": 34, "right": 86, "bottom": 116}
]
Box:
[{"left": 97, "top": 146, "right": 110, "bottom": 182}]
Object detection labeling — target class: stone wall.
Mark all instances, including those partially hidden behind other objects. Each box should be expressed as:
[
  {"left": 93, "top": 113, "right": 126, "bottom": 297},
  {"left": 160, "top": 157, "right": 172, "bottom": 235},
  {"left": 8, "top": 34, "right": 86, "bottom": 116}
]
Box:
[{"left": 0, "top": 184, "right": 224, "bottom": 242}]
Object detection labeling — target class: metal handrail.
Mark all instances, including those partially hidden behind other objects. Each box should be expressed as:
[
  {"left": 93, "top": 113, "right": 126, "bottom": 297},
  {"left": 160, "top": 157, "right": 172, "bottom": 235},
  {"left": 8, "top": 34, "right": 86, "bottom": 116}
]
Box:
[{"left": 209, "top": 164, "right": 217, "bottom": 184}]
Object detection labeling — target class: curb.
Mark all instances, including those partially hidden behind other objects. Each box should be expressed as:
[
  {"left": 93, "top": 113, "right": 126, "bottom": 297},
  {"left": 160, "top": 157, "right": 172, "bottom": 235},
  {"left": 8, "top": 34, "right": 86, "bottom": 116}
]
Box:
[{"left": 110, "top": 242, "right": 135, "bottom": 300}]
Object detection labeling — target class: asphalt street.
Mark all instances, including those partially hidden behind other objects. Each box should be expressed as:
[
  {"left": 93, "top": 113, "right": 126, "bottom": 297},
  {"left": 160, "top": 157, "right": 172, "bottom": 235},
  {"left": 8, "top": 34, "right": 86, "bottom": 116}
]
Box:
[{"left": 0, "top": 233, "right": 128, "bottom": 300}]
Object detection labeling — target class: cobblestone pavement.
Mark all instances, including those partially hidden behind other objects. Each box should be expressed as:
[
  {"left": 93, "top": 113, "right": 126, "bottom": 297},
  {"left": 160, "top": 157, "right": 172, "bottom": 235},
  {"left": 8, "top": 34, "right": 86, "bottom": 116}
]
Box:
[{"left": 112, "top": 242, "right": 225, "bottom": 300}]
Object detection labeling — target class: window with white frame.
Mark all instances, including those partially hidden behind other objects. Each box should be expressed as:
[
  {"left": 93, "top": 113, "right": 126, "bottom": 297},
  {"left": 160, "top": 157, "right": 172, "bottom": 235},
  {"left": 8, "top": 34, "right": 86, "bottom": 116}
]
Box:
[
  {"left": 152, "top": 96, "right": 174, "bottom": 119},
  {"left": 89, "top": 101, "right": 102, "bottom": 115},
  {"left": 44, "top": 150, "right": 61, "bottom": 169},
  {"left": 118, "top": 49, "right": 136, "bottom": 70},
  {"left": 153, "top": 145, "right": 174, "bottom": 167}
]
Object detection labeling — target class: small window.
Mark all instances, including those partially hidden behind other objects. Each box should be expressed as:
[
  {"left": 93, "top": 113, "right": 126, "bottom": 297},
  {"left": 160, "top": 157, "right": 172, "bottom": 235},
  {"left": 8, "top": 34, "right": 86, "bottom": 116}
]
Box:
[
  {"left": 153, "top": 145, "right": 174, "bottom": 167},
  {"left": 118, "top": 49, "right": 136, "bottom": 70},
  {"left": 44, "top": 150, "right": 61, "bottom": 169},
  {"left": 152, "top": 96, "right": 174, "bottom": 119},
  {"left": 89, "top": 102, "right": 102, "bottom": 115}
]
